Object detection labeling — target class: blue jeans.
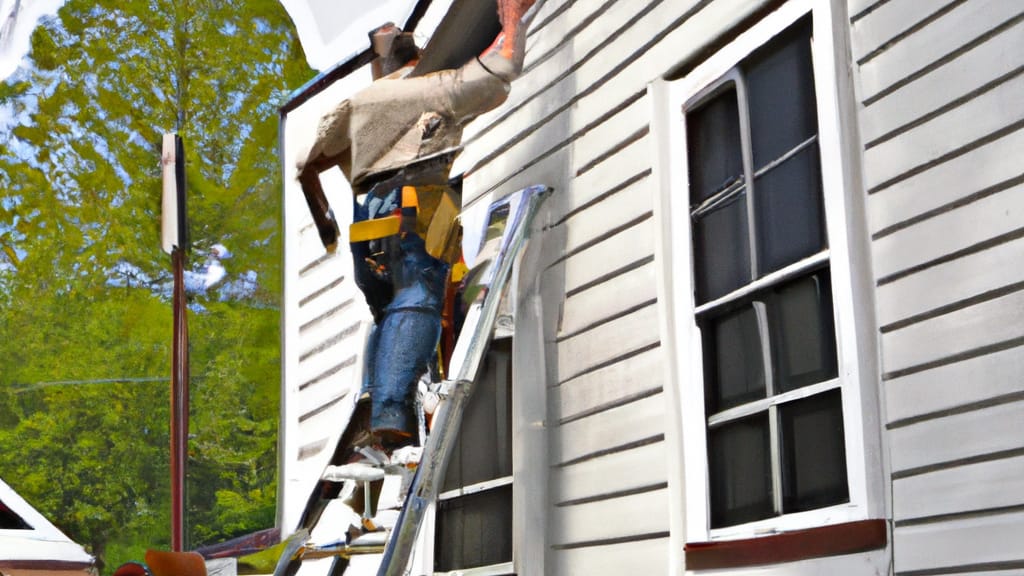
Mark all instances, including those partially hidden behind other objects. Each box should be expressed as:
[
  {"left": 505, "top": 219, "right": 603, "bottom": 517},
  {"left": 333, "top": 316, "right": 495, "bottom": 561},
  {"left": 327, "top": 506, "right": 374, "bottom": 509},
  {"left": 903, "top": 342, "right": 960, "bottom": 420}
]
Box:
[{"left": 363, "top": 308, "right": 441, "bottom": 438}]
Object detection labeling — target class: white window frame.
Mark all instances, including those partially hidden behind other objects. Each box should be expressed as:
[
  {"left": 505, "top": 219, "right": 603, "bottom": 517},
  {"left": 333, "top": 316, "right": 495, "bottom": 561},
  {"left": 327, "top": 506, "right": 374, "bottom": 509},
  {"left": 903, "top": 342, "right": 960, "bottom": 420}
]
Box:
[{"left": 651, "top": 0, "right": 885, "bottom": 544}]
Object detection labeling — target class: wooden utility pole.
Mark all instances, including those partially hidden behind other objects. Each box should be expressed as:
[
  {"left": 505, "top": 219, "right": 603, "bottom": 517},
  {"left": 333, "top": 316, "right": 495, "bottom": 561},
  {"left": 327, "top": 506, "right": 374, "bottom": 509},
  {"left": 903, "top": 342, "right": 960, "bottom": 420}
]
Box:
[{"left": 161, "top": 133, "right": 189, "bottom": 552}]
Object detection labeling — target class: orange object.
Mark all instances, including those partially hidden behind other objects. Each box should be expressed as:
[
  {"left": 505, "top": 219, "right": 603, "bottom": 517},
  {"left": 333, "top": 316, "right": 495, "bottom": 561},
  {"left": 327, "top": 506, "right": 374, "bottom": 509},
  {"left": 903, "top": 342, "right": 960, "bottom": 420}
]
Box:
[
  {"left": 144, "top": 550, "right": 207, "bottom": 576},
  {"left": 401, "top": 186, "right": 419, "bottom": 210},
  {"left": 350, "top": 215, "right": 401, "bottom": 242}
]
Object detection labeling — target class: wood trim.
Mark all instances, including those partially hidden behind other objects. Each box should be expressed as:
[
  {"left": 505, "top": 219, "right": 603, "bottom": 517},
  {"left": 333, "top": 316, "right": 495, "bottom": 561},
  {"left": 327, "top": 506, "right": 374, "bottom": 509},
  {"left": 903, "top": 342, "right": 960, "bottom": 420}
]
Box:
[
  {"left": 684, "top": 519, "right": 887, "bottom": 570},
  {"left": 0, "top": 559, "right": 94, "bottom": 571},
  {"left": 194, "top": 526, "right": 281, "bottom": 559}
]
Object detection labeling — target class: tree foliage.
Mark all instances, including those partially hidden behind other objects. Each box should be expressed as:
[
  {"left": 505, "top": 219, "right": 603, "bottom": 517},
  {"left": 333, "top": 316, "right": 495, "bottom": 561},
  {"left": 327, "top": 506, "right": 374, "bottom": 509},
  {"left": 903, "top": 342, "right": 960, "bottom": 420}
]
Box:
[{"left": 0, "top": 0, "right": 313, "bottom": 572}]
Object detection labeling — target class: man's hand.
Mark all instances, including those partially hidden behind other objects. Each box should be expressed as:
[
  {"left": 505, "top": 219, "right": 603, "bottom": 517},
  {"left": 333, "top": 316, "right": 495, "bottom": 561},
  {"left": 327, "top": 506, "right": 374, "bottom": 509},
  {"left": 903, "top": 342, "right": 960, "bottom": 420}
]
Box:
[{"left": 496, "top": 0, "right": 538, "bottom": 58}]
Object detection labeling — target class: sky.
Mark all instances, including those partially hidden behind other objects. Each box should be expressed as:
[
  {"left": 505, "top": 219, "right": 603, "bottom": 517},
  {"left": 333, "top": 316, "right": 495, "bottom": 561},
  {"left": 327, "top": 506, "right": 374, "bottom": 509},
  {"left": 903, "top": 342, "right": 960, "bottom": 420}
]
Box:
[
  {"left": 277, "top": 0, "right": 422, "bottom": 70},
  {"left": 0, "top": 1, "right": 442, "bottom": 85},
  {"left": 0, "top": 0, "right": 65, "bottom": 83}
]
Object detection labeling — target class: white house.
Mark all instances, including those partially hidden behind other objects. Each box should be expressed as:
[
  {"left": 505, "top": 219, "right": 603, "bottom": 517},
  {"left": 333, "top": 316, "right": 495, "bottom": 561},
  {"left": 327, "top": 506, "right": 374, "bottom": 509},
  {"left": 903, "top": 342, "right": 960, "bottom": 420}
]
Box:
[
  {"left": 277, "top": 0, "right": 1024, "bottom": 574},
  {"left": 0, "top": 478, "right": 94, "bottom": 576}
]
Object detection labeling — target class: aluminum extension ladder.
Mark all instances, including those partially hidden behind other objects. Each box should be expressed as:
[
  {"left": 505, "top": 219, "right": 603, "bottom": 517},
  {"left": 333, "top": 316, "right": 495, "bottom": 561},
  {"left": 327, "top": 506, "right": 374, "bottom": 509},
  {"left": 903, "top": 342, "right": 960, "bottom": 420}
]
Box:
[
  {"left": 281, "top": 185, "right": 551, "bottom": 576},
  {"left": 374, "top": 184, "right": 550, "bottom": 576}
]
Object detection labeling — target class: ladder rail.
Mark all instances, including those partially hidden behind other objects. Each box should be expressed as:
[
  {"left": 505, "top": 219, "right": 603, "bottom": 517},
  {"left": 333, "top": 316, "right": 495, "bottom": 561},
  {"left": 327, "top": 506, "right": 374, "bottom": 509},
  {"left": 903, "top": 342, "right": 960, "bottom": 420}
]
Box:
[{"left": 377, "top": 185, "right": 551, "bottom": 576}]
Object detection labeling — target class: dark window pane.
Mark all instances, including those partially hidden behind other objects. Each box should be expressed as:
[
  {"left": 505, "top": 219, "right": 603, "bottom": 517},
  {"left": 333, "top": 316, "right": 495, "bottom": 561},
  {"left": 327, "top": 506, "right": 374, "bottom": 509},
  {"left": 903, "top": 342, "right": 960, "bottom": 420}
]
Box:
[
  {"left": 687, "top": 87, "right": 744, "bottom": 204},
  {"left": 709, "top": 413, "right": 774, "bottom": 527},
  {"left": 703, "top": 305, "right": 766, "bottom": 413},
  {"left": 0, "top": 501, "right": 30, "bottom": 530},
  {"left": 768, "top": 270, "right": 837, "bottom": 392},
  {"left": 435, "top": 484, "right": 513, "bottom": 571},
  {"left": 753, "top": 145, "right": 826, "bottom": 274},
  {"left": 780, "top": 389, "right": 848, "bottom": 513},
  {"left": 693, "top": 192, "right": 751, "bottom": 303},
  {"left": 442, "top": 340, "right": 513, "bottom": 492},
  {"left": 744, "top": 18, "right": 818, "bottom": 170}
]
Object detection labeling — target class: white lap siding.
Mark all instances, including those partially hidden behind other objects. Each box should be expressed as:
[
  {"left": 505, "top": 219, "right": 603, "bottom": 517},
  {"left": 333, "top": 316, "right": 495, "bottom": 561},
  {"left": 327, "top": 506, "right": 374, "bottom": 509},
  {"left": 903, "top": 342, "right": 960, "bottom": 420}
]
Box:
[
  {"left": 456, "top": 0, "right": 846, "bottom": 574},
  {"left": 850, "top": 0, "right": 1024, "bottom": 573}
]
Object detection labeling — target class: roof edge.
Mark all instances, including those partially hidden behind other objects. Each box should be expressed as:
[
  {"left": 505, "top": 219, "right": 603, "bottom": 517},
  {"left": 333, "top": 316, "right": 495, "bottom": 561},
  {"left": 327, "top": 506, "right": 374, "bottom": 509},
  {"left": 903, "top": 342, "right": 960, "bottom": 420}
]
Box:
[{"left": 279, "top": 0, "right": 436, "bottom": 116}]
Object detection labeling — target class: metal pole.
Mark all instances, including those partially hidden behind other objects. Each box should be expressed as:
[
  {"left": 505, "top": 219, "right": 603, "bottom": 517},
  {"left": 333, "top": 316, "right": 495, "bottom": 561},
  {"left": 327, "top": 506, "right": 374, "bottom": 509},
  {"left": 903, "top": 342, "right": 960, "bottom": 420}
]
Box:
[
  {"left": 170, "top": 246, "right": 189, "bottom": 551},
  {"left": 162, "top": 132, "right": 189, "bottom": 551}
]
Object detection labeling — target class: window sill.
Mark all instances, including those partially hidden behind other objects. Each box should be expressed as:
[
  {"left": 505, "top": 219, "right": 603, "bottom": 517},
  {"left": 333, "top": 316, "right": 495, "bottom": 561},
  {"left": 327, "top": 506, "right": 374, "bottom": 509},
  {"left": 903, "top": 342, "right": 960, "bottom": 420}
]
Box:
[
  {"left": 435, "top": 560, "right": 514, "bottom": 576},
  {"left": 684, "top": 519, "right": 887, "bottom": 570}
]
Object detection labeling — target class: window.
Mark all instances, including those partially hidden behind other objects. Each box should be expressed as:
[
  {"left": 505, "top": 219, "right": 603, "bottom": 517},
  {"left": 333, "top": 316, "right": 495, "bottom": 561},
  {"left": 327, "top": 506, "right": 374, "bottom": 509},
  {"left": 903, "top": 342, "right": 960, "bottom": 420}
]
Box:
[
  {"left": 0, "top": 499, "right": 31, "bottom": 530},
  {"left": 687, "top": 17, "right": 849, "bottom": 530},
  {"left": 434, "top": 338, "right": 514, "bottom": 574},
  {"left": 653, "top": 0, "right": 886, "bottom": 562}
]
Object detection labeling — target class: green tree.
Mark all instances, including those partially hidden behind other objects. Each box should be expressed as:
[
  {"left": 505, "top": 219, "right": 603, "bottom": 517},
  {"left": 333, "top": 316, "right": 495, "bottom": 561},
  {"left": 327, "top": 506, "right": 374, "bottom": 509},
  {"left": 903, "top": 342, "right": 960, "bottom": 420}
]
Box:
[{"left": 0, "top": 0, "right": 314, "bottom": 571}]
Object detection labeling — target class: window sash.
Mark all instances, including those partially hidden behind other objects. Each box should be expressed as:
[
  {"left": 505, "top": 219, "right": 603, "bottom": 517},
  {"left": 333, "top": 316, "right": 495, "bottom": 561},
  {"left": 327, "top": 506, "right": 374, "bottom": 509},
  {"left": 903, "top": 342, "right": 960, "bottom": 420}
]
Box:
[
  {"left": 434, "top": 342, "right": 514, "bottom": 571},
  {"left": 691, "top": 22, "right": 840, "bottom": 528},
  {"left": 695, "top": 249, "right": 828, "bottom": 316},
  {"left": 651, "top": 0, "right": 883, "bottom": 544},
  {"left": 438, "top": 475, "right": 513, "bottom": 501},
  {"left": 708, "top": 377, "right": 840, "bottom": 427}
]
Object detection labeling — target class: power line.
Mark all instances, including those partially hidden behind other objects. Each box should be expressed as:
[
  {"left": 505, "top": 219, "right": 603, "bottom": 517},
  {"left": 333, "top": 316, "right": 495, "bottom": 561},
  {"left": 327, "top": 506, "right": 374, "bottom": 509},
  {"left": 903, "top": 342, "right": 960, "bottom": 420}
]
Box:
[{"left": 10, "top": 377, "right": 166, "bottom": 394}]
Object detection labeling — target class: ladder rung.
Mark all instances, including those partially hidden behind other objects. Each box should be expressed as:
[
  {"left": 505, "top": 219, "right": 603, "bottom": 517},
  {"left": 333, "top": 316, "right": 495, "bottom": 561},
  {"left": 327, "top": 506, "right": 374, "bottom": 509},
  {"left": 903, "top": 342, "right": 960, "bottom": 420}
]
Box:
[{"left": 321, "top": 463, "right": 386, "bottom": 482}]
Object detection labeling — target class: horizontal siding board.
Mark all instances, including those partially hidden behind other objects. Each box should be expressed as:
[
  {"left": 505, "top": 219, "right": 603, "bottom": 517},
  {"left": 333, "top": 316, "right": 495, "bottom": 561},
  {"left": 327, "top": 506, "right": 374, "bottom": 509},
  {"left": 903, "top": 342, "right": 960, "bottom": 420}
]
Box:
[
  {"left": 885, "top": 344, "right": 1024, "bottom": 423},
  {"left": 296, "top": 395, "right": 349, "bottom": 429},
  {"left": 849, "top": 0, "right": 956, "bottom": 63},
  {"left": 856, "top": 0, "right": 1023, "bottom": 101},
  {"left": 461, "top": 0, "right": 777, "bottom": 204},
  {"left": 872, "top": 184, "right": 1023, "bottom": 281},
  {"left": 554, "top": 218, "right": 655, "bottom": 297},
  {"left": 555, "top": 302, "right": 660, "bottom": 384},
  {"left": 552, "top": 392, "right": 667, "bottom": 465},
  {"left": 460, "top": 87, "right": 647, "bottom": 206},
  {"left": 863, "top": 70, "right": 1024, "bottom": 192},
  {"left": 558, "top": 259, "right": 657, "bottom": 338},
  {"left": 889, "top": 400, "right": 1024, "bottom": 473},
  {"left": 894, "top": 509, "right": 1024, "bottom": 573},
  {"left": 848, "top": 0, "right": 882, "bottom": 19},
  {"left": 460, "top": 0, "right": 664, "bottom": 153},
  {"left": 296, "top": 224, "right": 335, "bottom": 264},
  {"left": 524, "top": 0, "right": 575, "bottom": 50},
  {"left": 528, "top": 0, "right": 614, "bottom": 75},
  {"left": 551, "top": 440, "right": 668, "bottom": 504},
  {"left": 867, "top": 126, "right": 1024, "bottom": 236},
  {"left": 296, "top": 321, "right": 368, "bottom": 385},
  {"left": 571, "top": 96, "right": 650, "bottom": 176},
  {"left": 464, "top": 145, "right": 573, "bottom": 217},
  {"left": 559, "top": 195, "right": 652, "bottom": 263},
  {"left": 458, "top": 81, "right": 577, "bottom": 198},
  {"left": 552, "top": 345, "right": 663, "bottom": 423},
  {"left": 296, "top": 278, "right": 349, "bottom": 318},
  {"left": 859, "top": 17, "right": 1024, "bottom": 145},
  {"left": 296, "top": 351, "right": 362, "bottom": 416},
  {"left": 551, "top": 487, "right": 670, "bottom": 547},
  {"left": 566, "top": 138, "right": 652, "bottom": 218},
  {"left": 298, "top": 297, "right": 359, "bottom": 338},
  {"left": 550, "top": 536, "right": 668, "bottom": 576},
  {"left": 461, "top": 0, "right": 622, "bottom": 148},
  {"left": 565, "top": 0, "right": 720, "bottom": 127},
  {"left": 894, "top": 454, "right": 1024, "bottom": 522},
  {"left": 876, "top": 234, "right": 1024, "bottom": 329},
  {"left": 881, "top": 287, "right": 1024, "bottom": 375},
  {"left": 295, "top": 262, "right": 347, "bottom": 301},
  {"left": 297, "top": 293, "right": 362, "bottom": 335}
]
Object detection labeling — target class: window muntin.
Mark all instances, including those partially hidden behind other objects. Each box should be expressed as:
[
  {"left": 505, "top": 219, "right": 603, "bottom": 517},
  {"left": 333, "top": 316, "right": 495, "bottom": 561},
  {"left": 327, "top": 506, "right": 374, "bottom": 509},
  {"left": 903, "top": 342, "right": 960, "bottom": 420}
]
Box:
[{"left": 685, "top": 17, "right": 848, "bottom": 530}]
